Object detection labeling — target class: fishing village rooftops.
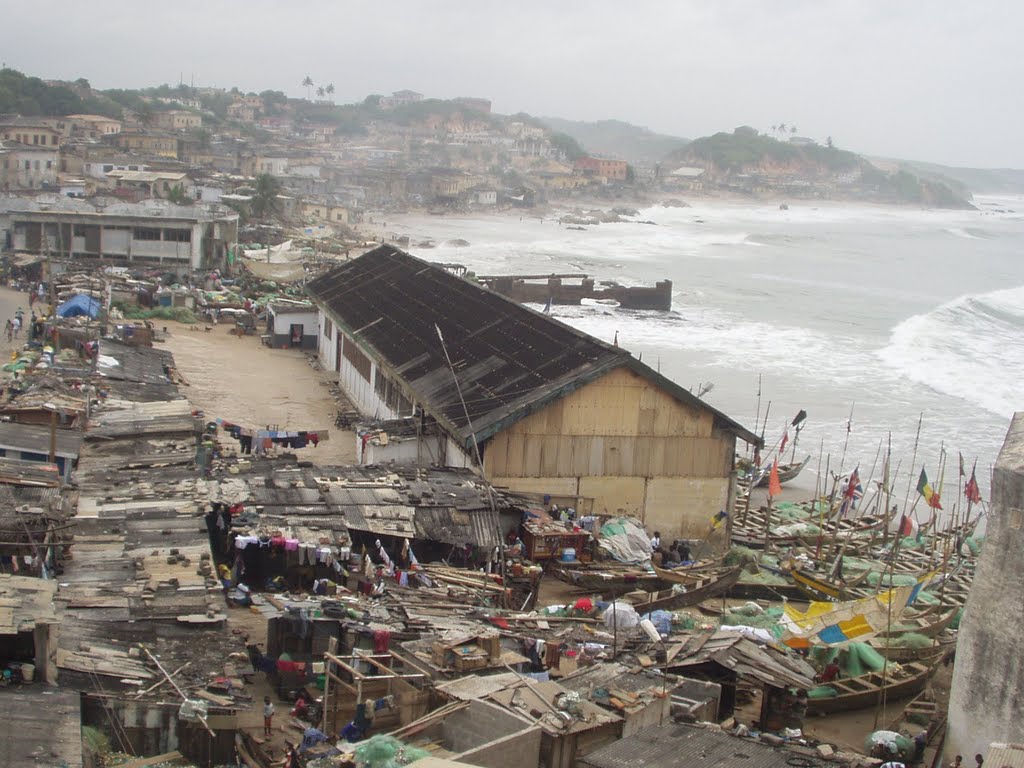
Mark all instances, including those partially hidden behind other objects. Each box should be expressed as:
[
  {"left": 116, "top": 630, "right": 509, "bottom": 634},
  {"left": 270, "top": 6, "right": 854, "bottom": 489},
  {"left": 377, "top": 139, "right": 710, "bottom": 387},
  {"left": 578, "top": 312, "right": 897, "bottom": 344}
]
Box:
[{"left": 306, "top": 245, "right": 761, "bottom": 450}]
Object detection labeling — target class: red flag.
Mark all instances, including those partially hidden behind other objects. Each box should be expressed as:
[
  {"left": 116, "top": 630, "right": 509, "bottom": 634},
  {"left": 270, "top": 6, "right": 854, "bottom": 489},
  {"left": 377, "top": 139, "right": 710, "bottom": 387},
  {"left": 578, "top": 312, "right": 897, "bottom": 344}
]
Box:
[
  {"left": 965, "top": 467, "right": 982, "bottom": 504},
  {"left": 898, "top": 514, "right": 914, "bottom": 536},
  {"left": 768, "top": 459, "right": 783, "bottom": 498},
  {"left": 779, "top": 430, "right": 789, "bottom": 454}
]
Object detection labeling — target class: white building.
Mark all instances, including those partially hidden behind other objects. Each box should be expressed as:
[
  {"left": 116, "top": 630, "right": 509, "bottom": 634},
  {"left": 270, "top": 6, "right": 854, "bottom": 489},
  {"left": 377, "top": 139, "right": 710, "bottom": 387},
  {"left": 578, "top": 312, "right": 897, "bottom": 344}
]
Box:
[
  {"left": 0, "top": 196, "right": 238, "bottom": 275},
  {"left": 0, "top": 142, "right": 59, "bottom": 189}
]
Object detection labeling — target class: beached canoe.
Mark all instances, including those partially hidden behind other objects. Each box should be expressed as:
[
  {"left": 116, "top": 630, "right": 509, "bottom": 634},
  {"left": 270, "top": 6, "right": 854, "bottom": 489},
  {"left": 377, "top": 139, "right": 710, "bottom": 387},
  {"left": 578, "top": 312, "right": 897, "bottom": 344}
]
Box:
[
  {"left": 878, "top": 608, "right": 958, "bottom": 639},
  {"left": 632, "top": 566, "right": 743, "bottom": 612},
  {"left": 736, "top": 456, "right": 811, "bottom": 487},
  {"left": 869, "top": 635, "right": 956, "bottom": 665},
  {"left": 791, "top": 567, "right": 874, "bottom": 602},
  {"left": 807, "top": 660, "right": 938, "bottom": 715}
]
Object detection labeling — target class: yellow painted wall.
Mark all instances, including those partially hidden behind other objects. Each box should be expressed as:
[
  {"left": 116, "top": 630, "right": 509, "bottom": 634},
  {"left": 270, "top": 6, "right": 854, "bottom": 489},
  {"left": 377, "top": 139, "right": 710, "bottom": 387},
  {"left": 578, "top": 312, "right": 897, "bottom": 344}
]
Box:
[{"left": 484, "top": 367, "right": 739, "bottom": 543}]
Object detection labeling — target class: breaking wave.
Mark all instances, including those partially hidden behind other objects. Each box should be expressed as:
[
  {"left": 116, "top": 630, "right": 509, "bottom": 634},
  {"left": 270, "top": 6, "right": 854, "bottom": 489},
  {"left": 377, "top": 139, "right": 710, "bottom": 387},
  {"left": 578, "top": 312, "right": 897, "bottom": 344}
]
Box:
[{"left": 878, "top": 284, "right": 1024, "bottom": 416}]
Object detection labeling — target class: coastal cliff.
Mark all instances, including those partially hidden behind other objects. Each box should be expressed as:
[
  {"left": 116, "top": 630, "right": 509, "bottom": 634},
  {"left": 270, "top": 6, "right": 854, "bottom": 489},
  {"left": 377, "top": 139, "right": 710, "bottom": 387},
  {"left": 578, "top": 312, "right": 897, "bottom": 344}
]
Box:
[{"left": 664, "top": 126, "right": 974, "bottom": 208}]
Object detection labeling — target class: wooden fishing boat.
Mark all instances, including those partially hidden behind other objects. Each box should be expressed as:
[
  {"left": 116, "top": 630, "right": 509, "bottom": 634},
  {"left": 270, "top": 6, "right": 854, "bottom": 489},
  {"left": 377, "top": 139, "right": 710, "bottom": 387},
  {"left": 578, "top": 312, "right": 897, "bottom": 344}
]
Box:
[
  {"left": 554, "top": 564, "right": 665, "bottom": 595},
  {"left": 869, "top": 635, "right": 956, "bottom": 665},
  {"left": 630, "top": 566, "right": 743, "bottom": 612},
  {"left": 807, "top": 661, "right": 938, "bottom": 715},
  {"left": 879, "top": 608, "right": 957, "bottom": 639},
  {"left": 792, "top": 567, "right": 874, "bottom": 602},
  {"left": 731, "top": 513, "right": 886, "bottom": 550},
  {"left": 727, "top": 578, "right": 806, "bottom": 602},
  {"left": 736, "top": 455, "right": 812, "bottom": 487}
]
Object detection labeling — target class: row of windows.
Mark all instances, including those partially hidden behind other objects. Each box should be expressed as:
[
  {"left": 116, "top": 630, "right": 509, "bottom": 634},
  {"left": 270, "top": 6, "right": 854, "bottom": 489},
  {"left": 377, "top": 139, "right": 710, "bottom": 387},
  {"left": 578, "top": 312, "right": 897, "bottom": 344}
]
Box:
[
  {"left": 132, "top": 228, "right": 191, "bottom": 242},
  {"left": 6, "top": 132, "right": 58, "bottom": 146},
  {"left": 8, "top": 159, "right": 54, "bottom": 171}
]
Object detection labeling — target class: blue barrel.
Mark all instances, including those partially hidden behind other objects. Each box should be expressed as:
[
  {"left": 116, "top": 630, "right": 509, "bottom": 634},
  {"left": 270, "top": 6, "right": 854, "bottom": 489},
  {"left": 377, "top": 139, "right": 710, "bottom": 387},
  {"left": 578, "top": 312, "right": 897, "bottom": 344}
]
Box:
[{"left": 561, "top": 548, "right": 577, "bottom": 562}]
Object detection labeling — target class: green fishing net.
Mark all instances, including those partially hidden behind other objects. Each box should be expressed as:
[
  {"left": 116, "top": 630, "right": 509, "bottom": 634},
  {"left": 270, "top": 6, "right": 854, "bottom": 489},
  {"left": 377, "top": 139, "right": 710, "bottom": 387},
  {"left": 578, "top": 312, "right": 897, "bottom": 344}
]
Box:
[{"left": 355, "top": 735, "right": 431, "bottom": 768}]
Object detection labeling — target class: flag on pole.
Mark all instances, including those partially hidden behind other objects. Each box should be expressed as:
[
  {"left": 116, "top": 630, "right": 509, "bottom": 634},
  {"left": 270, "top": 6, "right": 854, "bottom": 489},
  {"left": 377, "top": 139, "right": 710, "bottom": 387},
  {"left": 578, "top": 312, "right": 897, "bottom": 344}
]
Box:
[
  {"left": 898, "top": 514, "right": 914, "bottom": 536},
  {"left": 780, "top": 430, "right": 789, "bottom": 454},
  {"left": 710, "top": 510, "right": 729, "bottom": 529},
  {"left": 965, "top": 464, "right": 982, "bottom": 504},
  {"left": 958, "top": 452, "right": 966, "bottom": 478},
  {"left": 917, "top": 468, "right": 942, "bottom": 509},
  {"left": 768, "top": 458, "right": 783, "bottom": 498}
]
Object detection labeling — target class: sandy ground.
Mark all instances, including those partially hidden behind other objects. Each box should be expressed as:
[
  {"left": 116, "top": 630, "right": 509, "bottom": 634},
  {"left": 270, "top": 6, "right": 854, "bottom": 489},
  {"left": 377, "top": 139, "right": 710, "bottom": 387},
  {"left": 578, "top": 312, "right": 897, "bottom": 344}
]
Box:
[{"left": 160, "top": 321, "right": 357, "bottom": 464}]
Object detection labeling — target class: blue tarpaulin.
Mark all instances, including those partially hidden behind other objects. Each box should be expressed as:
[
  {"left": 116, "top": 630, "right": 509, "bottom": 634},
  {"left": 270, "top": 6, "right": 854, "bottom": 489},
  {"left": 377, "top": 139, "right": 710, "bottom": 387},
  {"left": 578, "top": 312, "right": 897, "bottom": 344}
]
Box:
[{"left": 56, "top": 294, "right": 101, "bottom": 319}]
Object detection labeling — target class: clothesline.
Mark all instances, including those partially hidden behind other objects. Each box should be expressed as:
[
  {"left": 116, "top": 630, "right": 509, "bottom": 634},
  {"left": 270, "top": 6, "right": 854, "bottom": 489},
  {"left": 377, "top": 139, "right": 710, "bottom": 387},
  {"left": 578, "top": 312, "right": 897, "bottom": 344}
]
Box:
[{"left": 214, "top": 417, "right": 331, "bottom": 453}]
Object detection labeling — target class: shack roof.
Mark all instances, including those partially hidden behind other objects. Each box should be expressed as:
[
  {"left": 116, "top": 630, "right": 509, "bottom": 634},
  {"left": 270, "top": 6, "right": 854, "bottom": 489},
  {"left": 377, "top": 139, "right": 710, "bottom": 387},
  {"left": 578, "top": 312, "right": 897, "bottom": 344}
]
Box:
[
  {"left": 0, "top": 573, "right": 57, "bottom": 632},
  {"left": 306, "top": 246, "right": 760, "bottom": 450},
  {"left": 0, "top": 421, "right": 83, "bottom": 459},
  {"left": 580, "top": 723, "right": 829, "bottom": 768},
  {"left": 669, "top": 631, "right": 816, "bottom": 690},
  {"left": 0, "top": 688, "right": 83, "bottom": 768}
]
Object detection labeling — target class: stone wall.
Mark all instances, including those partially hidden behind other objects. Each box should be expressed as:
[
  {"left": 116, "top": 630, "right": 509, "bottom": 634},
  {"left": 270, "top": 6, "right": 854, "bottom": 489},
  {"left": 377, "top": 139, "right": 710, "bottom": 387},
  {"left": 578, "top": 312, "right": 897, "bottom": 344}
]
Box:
[{"left": 946, "top": 413, "right": 1024, "bottom": 760}]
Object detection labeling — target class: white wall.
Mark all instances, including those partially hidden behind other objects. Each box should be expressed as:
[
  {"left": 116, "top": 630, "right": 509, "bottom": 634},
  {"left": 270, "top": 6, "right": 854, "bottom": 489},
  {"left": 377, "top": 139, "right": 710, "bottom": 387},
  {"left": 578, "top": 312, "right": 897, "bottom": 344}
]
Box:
[{"left": 271, "top": 309, "right": 318, "bottom": 336}]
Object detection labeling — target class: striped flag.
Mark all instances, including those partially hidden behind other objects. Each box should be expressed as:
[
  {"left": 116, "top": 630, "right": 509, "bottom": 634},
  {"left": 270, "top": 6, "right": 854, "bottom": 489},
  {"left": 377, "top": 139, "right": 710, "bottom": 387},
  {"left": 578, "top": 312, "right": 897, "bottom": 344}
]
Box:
[
  {"left": 917, "top": 468, "right": 942, "bottom": 510},
  {"left": 965, "top": 463, "right": 982, "bottom": 504}
]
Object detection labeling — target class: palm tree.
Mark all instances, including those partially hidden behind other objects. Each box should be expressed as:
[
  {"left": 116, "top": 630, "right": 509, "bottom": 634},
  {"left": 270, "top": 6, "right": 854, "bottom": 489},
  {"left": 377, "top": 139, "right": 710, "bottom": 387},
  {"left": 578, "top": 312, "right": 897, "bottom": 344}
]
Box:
[
  {"left": 316, "top": 86, "right": 325, "bottom": 99},
  {"left": 251, "top": 173, "right": 283, "bottom": 220},
  {"left": 770, "top": 124, "right": 777, "bottom": 136},
  {"left": 778, "top": 122, "right": 787, "bottom": 136},
  {"left": 302, "top": 75, "right": 314, "bottom": 100},
  {"left": 326, "top": 83, "right": 335, "bottom": 103},
  {"left": 826, "top": 136, "right": 834, "bottom": 148}
]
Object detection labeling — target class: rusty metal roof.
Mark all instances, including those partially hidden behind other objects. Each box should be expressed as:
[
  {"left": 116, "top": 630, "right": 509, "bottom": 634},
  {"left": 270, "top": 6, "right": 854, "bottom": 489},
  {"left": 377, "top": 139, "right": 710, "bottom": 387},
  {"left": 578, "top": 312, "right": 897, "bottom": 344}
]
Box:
[
  {"left": 307, "top": 246, "right": 760, "bottom": 450},
  {"left": 581, "top": 723, "right": 829, "bottom": 768}
]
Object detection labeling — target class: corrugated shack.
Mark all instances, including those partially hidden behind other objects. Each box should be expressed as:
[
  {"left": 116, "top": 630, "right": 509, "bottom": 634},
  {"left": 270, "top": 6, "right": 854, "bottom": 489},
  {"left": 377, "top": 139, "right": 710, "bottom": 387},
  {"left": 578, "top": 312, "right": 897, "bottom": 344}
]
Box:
[
  {"left": 578, "top": 722, "right": 831, "bottom": 768},
  {"left": 0, "top": 421, "right": 83, "bottom": 482},
  {"left": 436, "top": 671, "right": 622, "bottom": 768},
  {"left": 666, "top": 631, "right": 816, "bottom": 730},
  {"left": 51, "top": 342, "right": 250, "bottom": 765},
  {"left": 0, "top": 574, "right": 58, "bottom": 684},
  {"left": 266, "top": 299, "right": 318, "bottom": 349},
  {"left": 386, "top": 699, "right": 543, "bottom": 768},
  {"left": 560, "top": 662, "right": 673, "bottom": 737},
  {"left": 308, "top": 245, "right": 761, "bottom": 543}
]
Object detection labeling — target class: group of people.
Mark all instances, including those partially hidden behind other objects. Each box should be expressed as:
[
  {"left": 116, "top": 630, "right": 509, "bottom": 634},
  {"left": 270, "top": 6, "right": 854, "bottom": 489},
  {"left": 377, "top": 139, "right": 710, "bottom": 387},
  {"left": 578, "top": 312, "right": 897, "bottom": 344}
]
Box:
[{"left": 649, "top": 530, "right": 692, "bottom": 565}]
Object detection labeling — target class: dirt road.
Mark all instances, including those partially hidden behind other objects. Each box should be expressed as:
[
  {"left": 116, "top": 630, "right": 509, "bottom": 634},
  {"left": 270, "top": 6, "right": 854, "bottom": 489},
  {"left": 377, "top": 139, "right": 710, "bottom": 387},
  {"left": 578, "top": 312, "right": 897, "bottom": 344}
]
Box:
[{"left": 162, "top": 322, "right": 357, "bottom": 464}]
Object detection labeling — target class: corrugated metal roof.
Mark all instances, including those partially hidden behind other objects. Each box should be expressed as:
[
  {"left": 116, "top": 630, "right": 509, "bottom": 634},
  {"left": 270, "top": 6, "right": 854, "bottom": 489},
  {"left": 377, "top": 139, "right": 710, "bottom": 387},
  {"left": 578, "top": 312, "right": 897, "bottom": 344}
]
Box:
[
  {"left": 986, "top": 743, "right": 1024, "bottom": 768},
  {"left": 581, "top": 723, "right": 830, "bottom": 768},
  {"left": 0, "top": 422, "right": 83, "bottom": 458},
  {"left": 669, "top": 632, "right": 816, "bottom": 690},
  {"left": 307, "top": 246, "right": 760, "bottom": 450}
]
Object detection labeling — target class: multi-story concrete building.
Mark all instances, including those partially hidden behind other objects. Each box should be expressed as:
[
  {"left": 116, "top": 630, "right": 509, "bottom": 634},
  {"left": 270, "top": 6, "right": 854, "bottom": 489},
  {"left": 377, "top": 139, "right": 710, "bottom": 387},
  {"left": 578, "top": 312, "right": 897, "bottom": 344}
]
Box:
[
  {"left": 0, "top": 195, "right": 237, "bottom": 275},
  {"left": 0, "top": 142, "right": 59, "bottom": 190}
]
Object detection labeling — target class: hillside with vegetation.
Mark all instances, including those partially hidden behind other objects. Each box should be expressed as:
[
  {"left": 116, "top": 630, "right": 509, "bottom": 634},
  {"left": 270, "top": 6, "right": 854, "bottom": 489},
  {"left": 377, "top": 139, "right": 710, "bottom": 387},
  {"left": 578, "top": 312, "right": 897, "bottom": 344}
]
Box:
[
  {"left": 664, "top": 127, "right": 973, "bottom": 208},
  {"left": 542, "top": 117, "right": 689, "bottom": 166}
]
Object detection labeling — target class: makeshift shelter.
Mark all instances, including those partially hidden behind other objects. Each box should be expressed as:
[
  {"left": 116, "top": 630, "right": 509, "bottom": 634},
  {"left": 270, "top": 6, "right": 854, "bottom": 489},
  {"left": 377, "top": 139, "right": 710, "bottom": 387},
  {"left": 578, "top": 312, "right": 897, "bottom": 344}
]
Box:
[{"left": 56, "top": 294, "right": 101, "bottom": 319}]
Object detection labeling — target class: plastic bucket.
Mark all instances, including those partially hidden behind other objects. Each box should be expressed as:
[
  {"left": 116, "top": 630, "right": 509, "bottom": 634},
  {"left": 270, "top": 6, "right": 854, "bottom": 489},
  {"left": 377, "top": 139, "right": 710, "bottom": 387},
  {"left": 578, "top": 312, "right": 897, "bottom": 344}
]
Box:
[
  {"left": 19, "top": 663, "right": 34, "bottom": 682},
  {"left": 561, "top": 548, "right": 577, "bottom": 562}
]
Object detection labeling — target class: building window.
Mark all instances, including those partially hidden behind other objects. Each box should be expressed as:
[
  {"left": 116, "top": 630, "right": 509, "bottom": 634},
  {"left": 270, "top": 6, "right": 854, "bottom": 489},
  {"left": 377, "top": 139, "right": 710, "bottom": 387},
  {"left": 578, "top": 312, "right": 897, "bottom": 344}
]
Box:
[
  {"left": 133, "top": 228, "right": 161, "bottom": 241},
  {"left": 342, "top": 336, "right": 372, "bottom": 382},
  {"left": 323, "top": 318, "right": 333, "bottom": 339},
  {"left": 46, "top": 161, "right": 52, "bottom": 169},
  {"left": 163, "top": 229, "right": 191, "bottom": 242},
  {"left": 103, "top": 165, "right": 113, "bottom": 172},
  {"left": 24, "top": 160, "right": 30, "bottom": 170},
  {"left": 51, "top": 135, "right": 58, "bottom": 145}
]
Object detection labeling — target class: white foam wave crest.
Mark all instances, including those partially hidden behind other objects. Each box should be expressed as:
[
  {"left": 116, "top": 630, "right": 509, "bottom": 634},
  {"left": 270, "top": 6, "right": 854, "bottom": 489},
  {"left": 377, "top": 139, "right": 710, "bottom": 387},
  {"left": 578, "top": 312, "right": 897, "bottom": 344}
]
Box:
[
  {"left": 533, "top": 303, "right": 870, "bottom": 382},
  {"left": 878, "top": 284, "right": 1024, "bottom": 416}
]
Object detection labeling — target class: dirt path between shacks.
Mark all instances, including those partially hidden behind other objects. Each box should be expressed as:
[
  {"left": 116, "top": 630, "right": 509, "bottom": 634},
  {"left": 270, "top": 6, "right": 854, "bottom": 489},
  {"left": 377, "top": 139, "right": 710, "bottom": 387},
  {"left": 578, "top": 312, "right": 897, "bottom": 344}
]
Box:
[{"left": 161, "top": 321, "right": 357, "bottom": 464}]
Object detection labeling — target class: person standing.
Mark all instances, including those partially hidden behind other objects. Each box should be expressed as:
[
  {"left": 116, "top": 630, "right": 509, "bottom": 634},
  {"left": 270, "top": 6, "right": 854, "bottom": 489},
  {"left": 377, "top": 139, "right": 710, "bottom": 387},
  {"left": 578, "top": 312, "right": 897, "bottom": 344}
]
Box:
[
  {"left": 650, "top": 531, "right": 661, "bottom": 553},
  {"left": 263, "top": 696, "right": 275, "bottom": 738}
]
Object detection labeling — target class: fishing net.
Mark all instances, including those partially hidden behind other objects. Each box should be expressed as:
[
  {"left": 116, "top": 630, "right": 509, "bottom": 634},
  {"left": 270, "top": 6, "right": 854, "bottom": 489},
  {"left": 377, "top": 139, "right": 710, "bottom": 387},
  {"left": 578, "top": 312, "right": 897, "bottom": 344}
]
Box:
[
  {"left": 742, "top": 571, "right": 788, "bottom": 585},
  {"left": 950, "top": 608, "right": 964, "bottom": 630},
  {"left": 720, "top": 606, "right": 784, "bottom": 637},
  {"left": 808, "top": 685, "right": 839, "bottom": 699},
  {"left": 865, "top": 572, "right": 918, "bottom": 588},
  {"left": 811, "top": 642, "right": 886, "bottom": 676},
  {"left": 876, "top": 632, "right": 933, "bottom": 649},
  {"left": 900, "top": 536, "right": 924, "bottom": 550},
  {"left": 865, "top": 730, "right": 915, "bottom": 761},
  {"left": 965, "top": 536, "right": 983, "bottom": 555},
  {"left": 724, "top": 546, "right": 759, "bottom": 566},
  {"left": 355, "top": 735, "right": 431, "bottom": 768}
]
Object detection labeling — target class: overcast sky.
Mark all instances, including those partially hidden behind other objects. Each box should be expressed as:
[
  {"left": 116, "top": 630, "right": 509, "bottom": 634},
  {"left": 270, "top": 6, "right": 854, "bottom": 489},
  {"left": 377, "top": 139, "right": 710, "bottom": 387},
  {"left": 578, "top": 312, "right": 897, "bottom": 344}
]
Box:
[{"left": 3, "top": 1, "right": 1021, "bottom": 167}]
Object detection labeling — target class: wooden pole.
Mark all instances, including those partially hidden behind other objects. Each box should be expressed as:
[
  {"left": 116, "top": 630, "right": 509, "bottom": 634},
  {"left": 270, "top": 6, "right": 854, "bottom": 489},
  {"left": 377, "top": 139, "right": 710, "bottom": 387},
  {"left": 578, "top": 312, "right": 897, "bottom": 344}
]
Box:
[{"left": 141, "top": 647, "right": 215, "bottom": 738}]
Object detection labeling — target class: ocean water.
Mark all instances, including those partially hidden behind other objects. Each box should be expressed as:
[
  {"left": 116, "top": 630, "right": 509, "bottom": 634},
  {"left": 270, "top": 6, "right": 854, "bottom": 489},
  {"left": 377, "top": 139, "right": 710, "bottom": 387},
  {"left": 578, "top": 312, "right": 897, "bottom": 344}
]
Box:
[{"left": 382, "top": 196, "right": 1024, "bottom": 508}]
